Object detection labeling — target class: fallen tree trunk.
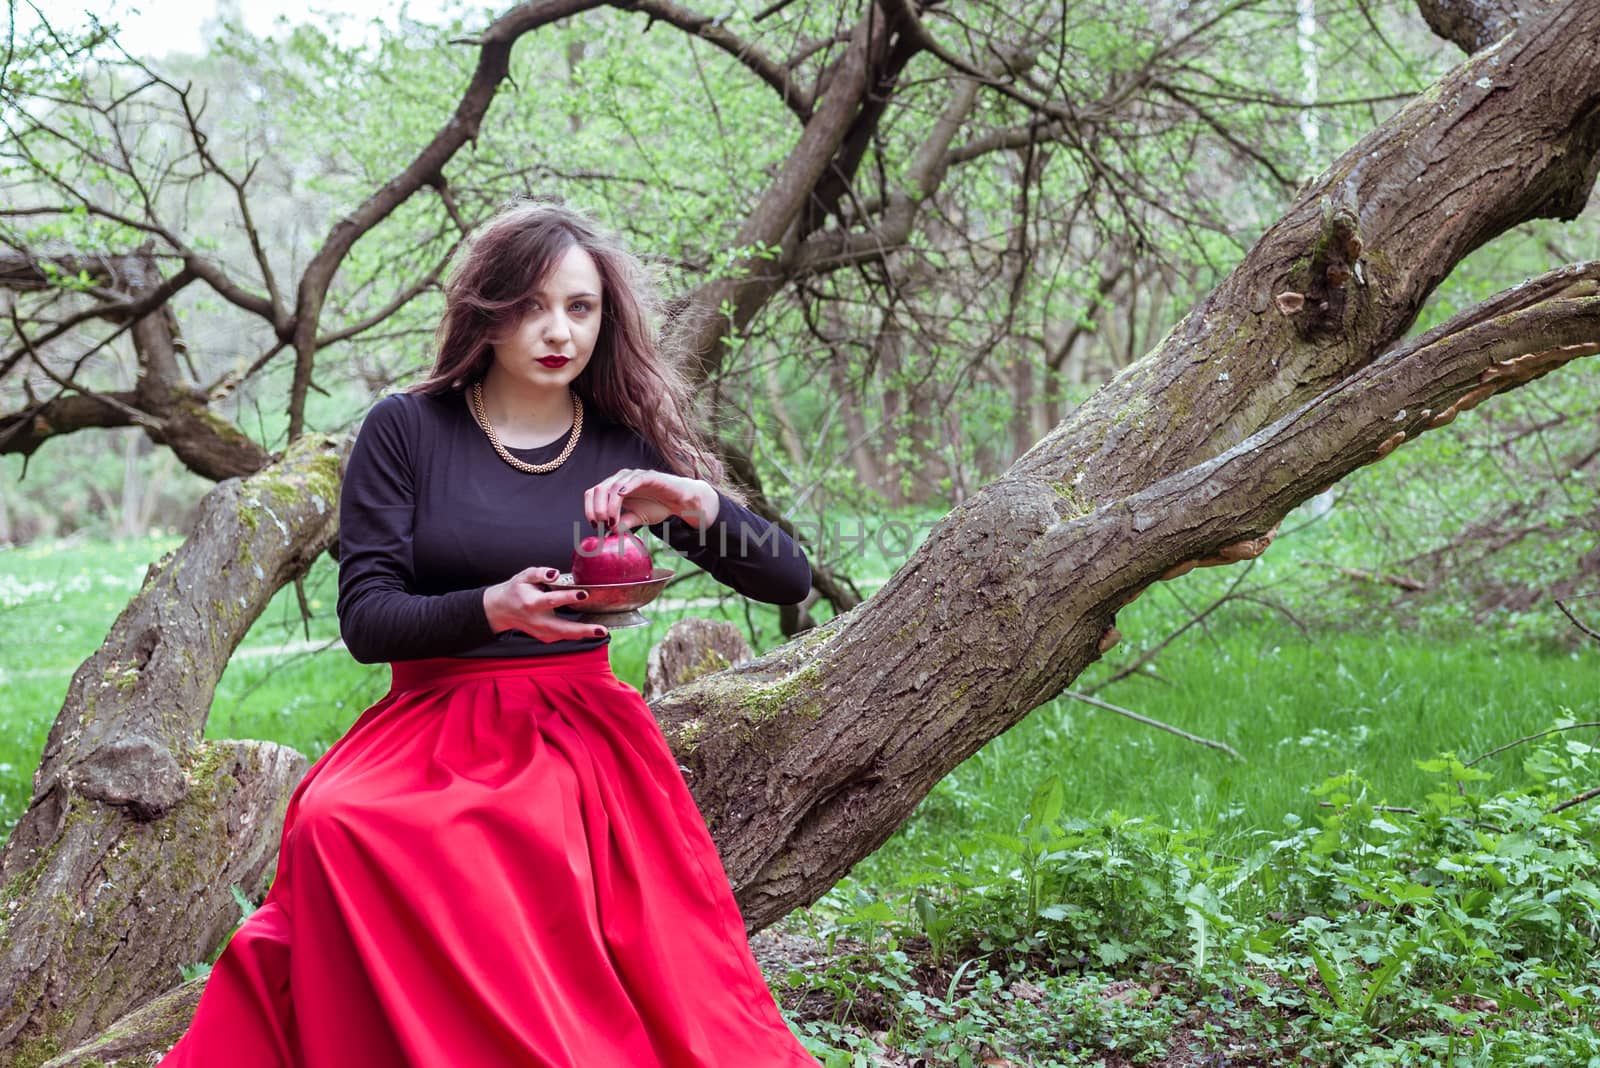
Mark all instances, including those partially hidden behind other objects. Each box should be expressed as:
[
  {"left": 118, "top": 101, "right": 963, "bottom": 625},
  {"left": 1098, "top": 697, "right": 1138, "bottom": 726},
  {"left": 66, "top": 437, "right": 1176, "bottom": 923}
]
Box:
[
  {"left": 650, "top": 0, "right": 1600, "bottom": 927},
  {"left": 0, "top": 437, "right": 345, "bottom": 1062}
]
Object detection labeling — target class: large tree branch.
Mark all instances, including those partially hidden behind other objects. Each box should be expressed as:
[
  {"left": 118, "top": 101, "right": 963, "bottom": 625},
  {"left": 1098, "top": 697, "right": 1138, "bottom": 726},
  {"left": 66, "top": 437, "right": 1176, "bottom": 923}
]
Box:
[
  {"left": 676, "top": 5, "right": 884, "bottom": 385},
  {"left": 641, "top": 0, "right": 1600, "bottom": 926},
  {"left": 0, "top": 437, "right": 346, "bottom": 1055},
  {"left": 0, "top": 254, "right": 197, "bottom": 381},
  {"left": 665, "top": 265, "right": 1600, "bottom": 928},
  {"left": 790, "top": 75, "right": 982, "bottom": 274},
  {"left": 0, "top": 390, "right": 148, "bottom": 455},
  {"left": 0, "top": 251, "right": 271, "bottom": 479},
  {"left": 1010, "top": 1, "right": 1600, "bottom": 500}
]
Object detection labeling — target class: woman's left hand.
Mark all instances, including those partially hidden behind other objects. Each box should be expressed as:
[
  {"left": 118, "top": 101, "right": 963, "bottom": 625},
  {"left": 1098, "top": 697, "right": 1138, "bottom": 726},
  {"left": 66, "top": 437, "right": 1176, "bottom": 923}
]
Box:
[{"left": 585, "top": 469, "right": 719, "bottom": 534}]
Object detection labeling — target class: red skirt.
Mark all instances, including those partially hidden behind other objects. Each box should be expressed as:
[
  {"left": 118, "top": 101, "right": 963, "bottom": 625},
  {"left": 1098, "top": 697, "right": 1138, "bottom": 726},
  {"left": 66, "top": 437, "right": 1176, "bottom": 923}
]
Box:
[{"left": 160, "top": 648, "right": 818, "bottom": 1067}]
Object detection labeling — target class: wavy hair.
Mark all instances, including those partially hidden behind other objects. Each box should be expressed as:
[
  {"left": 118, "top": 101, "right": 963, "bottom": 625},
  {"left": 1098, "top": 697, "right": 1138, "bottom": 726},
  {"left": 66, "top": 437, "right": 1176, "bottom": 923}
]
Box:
[{"left": 410, "top": 199, "right": 738, "bottom": 502}]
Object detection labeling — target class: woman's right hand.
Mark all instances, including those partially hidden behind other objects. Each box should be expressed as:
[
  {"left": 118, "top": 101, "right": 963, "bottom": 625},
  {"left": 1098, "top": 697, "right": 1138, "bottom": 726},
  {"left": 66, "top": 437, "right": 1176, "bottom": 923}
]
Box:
[{"left": 482, "top": 567, "right": 608, "bottom": 642}]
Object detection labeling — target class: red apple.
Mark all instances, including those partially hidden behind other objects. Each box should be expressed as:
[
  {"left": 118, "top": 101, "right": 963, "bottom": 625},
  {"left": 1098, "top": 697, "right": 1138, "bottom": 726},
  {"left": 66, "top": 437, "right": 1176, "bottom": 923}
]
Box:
[{"left": 571, "top": 529, "right": 654, "bottom": 585}]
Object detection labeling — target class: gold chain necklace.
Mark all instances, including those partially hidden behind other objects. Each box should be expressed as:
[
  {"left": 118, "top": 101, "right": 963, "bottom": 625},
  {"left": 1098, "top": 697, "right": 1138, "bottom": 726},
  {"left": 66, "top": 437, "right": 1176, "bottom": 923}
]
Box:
[{"left": 469, "top": 382, "right": 584, "bottom": 474}]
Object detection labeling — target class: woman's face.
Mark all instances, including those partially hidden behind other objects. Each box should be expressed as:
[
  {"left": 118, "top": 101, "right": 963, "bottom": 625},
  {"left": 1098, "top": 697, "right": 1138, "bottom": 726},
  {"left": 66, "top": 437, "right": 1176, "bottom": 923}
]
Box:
[{"left": 489, "top": 244, "right": 604, "bottom": 396}]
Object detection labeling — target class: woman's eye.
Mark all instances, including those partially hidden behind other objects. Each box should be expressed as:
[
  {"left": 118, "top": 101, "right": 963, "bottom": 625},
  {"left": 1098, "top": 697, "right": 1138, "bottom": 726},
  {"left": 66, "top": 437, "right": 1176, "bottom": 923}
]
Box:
[{"left": 571, "top": 301, "right": 591, "bottom": 313}]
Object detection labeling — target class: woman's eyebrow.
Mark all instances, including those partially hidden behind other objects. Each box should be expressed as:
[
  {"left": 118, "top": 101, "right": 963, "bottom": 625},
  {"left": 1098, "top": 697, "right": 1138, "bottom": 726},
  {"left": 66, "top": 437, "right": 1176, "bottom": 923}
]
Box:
[{"left": 530, "top": 287, "right": 601, "bottom": 300}]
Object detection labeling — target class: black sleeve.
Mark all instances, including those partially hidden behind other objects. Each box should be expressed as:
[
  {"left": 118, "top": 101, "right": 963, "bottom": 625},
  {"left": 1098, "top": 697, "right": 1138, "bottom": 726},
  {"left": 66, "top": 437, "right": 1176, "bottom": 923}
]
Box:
[
  {"left": 336, "top": 396, "right": 497, "bottom": 663},
  {"left": 635, "top": 441, "right": 813, "bottom": 605}
]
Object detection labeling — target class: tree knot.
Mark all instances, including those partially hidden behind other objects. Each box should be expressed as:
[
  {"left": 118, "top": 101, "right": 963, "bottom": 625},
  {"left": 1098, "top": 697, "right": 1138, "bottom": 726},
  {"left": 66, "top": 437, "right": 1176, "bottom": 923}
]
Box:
[
  {"left": 1281, "top": 205, "right": 1364, "bottom": 340},
  {"left": 72, "top": 735, "right": 187, "bottom": 821}
]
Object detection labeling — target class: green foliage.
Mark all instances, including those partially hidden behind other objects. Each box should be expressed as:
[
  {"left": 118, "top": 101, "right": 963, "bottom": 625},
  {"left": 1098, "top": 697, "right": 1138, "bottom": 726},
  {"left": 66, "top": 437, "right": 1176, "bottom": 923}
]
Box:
[{"left": 782, "top": 739, "right": 1600, "bottom": 1064}]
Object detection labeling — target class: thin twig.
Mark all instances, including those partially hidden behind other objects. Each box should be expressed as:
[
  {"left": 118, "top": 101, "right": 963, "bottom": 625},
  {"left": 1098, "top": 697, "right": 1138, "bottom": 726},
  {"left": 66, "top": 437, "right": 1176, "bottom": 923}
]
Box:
[
  {"left": 1312, "top": 559, "right": 1428, "bottom": 592},
  {"left": 1316, "top": 801, "right": 1507, "bottom": 834},
  {"left": 1555, "top": 599, "right": 1600, "bottom": 643},
  {"left": 1063, "top": 690, "right": 1243, "bottom": 761},
  {"left": 1549, "top": 786, "right": 1600, "bottom": 815},
  {"left": 1467, "top": 722, "right": 1600, "bottom": 766},
  {"left": 1085, "top": 561, "right": 1254, "bottom": 695}
]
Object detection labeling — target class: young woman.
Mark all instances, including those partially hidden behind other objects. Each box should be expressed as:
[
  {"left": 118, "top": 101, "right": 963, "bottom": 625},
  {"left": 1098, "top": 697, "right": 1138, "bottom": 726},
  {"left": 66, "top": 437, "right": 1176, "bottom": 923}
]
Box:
[{"left": 161, "top": 201, "right": 820, "bottom": 1067}]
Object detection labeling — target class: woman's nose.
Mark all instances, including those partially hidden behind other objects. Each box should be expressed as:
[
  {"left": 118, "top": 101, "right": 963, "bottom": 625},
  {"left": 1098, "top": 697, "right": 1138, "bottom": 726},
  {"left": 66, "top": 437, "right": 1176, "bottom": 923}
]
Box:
[{"left": 543, "top": 314, "right": 571, "bottom": 344}]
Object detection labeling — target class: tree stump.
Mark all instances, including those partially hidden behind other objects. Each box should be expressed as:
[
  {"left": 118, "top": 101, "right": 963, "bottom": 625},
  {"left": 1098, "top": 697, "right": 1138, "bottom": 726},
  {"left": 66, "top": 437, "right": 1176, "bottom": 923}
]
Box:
[{"left": 643, "top": 618, "right": 754, "bottom": 701}]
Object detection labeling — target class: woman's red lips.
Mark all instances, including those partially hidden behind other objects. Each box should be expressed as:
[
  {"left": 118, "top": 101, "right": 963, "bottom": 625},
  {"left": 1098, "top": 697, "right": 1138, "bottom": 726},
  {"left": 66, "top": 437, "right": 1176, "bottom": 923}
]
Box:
[{"left": 537, "top": 355, "right": 571, "bottom": 367}]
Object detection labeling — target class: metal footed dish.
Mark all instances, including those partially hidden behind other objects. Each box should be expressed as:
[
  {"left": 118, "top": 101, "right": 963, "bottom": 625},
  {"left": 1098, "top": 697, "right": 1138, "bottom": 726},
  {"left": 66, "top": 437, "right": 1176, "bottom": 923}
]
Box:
[{"left": 552, "top": 567, "right": 676, "bottom": 628}]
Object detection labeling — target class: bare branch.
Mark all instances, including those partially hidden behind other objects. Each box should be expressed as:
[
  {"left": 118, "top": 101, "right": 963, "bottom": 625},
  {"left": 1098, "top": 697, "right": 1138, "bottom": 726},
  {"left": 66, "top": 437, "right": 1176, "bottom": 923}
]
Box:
[
  {"left": 676, "top": 4, "right": 883, "bottom": 384},
  {"left": 169, "top": 77, "right": 289, "bottom": 330},
  {"left": 0, "top": 256, "right": 198, "bottom": 381},
  {"left": 1084, "top": 562, "right": 1258, "bottom": 695},
  {"left": 1549, "top": 785, "right": 1600, "bottom": 815},
  {"left": 1468, "top": 720, "right": 1600, "bottom": 766},
  {"left": 1155, "top": 82, "right": 1298, "bottom": 192},
  {"left": 0, "top": 250, "right": 269, "bottom": 478},
  {"left": 285, "top": 0, "right": 610, "bottom": 440},
  {"left": 617, "top": 0, "right": 811, "bottom": 120},
  {"left": 790, "top": 75, "right": 983, "bottom": 274},
  {"left": 883, "top": 0, "right": 1073, "bottom": 124},
  {"left": 1555, "top": 598, "right": 1600, "bottom": 643},
  {"left": 313, "top": 247, "right": 456, "bottom": 349},
  {"left": 0, "top": 389, "right": 149, "bottom": 457}
]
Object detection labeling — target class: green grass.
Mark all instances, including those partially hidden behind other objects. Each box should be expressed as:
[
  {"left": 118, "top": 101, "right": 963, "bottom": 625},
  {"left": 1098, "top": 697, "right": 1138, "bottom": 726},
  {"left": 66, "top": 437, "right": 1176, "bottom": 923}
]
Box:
[
  {"left": 1, "top": 535, "right": 176, "bottom": 828},
  {"left": 865, "top": 618, "right": 1595, "bottom": 886},
  {"left": 883, "top": 620, "right": 1593, "bottom": 856}
]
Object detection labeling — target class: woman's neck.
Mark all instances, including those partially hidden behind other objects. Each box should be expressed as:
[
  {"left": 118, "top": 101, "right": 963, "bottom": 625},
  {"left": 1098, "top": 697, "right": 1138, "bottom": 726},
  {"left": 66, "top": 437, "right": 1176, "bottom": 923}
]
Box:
[{"left": 478, "top": 370, "right": 575, "bottom": 448}]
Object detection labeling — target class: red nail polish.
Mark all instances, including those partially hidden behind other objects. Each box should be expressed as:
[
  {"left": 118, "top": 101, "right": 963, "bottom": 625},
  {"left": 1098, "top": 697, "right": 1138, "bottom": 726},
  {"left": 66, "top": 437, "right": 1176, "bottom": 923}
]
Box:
[
  {"left": 593, "top": 628, "right": 605, "bottom": 637},
  {"left": 576, "top": 591, "right": 588, "bottom": 600}
]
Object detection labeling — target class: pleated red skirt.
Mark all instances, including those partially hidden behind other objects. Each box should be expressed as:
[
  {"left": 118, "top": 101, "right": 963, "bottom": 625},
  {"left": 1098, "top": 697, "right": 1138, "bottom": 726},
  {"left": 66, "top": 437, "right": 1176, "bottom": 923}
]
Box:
[{"left": 160, "top": 648, "right": 819, "bottom": 1067}]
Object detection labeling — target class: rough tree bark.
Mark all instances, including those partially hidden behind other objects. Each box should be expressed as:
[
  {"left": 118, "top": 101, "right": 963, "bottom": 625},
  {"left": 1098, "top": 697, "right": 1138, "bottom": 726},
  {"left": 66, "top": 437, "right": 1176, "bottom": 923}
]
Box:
[
  {"left": 1415, "top": 0, "right": 1548, "bottom": 50},
  {"left": 0, "top": 437, "right": 345, "bottom": 1063},
  {"left": 4, "top": 0, "right": 1598, "bottom": 1063}
]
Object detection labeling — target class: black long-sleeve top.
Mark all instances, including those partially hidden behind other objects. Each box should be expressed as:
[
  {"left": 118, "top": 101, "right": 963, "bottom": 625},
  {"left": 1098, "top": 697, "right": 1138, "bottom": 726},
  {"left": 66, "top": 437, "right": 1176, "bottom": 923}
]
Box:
[{"left": 335, "top": 390, "right": 812, "bottom": 663}]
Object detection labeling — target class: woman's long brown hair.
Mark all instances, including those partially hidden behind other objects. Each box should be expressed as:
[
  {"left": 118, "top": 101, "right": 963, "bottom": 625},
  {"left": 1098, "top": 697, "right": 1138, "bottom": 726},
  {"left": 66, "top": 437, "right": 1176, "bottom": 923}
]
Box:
[{"left": 410, "top": 199, "right": 739, "bottom": 503}]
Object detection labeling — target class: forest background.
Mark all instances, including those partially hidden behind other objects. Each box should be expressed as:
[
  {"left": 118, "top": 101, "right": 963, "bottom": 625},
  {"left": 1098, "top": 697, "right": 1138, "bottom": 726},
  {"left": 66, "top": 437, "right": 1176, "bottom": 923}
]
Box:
[{"left": 1, "top": 0, "right": 1597, "bottom": 1064}]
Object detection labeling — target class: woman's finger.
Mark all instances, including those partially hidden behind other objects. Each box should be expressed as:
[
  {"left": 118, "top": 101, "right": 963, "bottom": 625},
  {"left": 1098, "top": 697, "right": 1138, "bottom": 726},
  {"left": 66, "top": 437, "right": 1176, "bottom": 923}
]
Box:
[
  {"left": 535, "top": 621, "right": 609, "bottom": 642},
  {"left": 517, "top": 565, "right": 561, "bottom": 586},
  {"left": 541, "top": 587, "right": 591, "bottom": 609},
  {"left": 599, "top": 470, "right": 630, "bottom": 529},
  {"left": 605, "top": 480, "right": 625, "bottom": 530}
]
